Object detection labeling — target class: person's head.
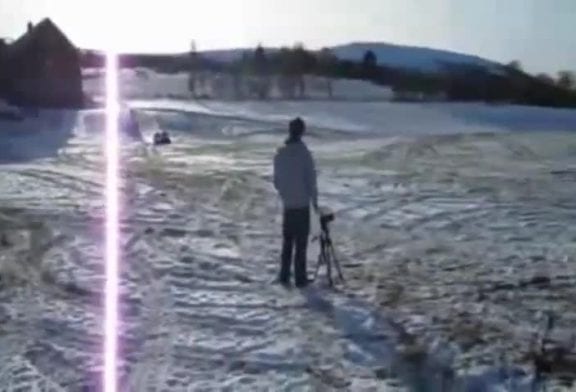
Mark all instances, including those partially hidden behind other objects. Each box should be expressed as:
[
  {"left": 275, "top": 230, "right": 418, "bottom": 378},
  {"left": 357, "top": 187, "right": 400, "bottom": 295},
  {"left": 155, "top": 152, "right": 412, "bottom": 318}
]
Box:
[{"left": 288, "top": 117, "right": 306, "bottom": 141}]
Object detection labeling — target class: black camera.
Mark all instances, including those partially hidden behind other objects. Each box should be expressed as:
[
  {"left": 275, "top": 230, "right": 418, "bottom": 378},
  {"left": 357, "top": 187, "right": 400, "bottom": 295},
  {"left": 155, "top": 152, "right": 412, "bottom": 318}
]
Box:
[
  {"left": 320, "top": 213, "right": 334, "bottom": 226},
  {"left": 319, "top": 208, "right": 335, "bottom": 232}
]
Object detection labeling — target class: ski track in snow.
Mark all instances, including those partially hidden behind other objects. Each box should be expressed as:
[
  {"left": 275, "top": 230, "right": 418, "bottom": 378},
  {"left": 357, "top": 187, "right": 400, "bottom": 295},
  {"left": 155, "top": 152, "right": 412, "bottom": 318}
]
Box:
[{"left": 1, "top": 102, "right": 576, "bottom": 391}]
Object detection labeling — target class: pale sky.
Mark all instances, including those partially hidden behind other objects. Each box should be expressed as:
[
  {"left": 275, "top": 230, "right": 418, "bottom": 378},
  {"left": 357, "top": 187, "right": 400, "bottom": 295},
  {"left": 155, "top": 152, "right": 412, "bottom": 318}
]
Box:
[{"left": 0, "top": 0, "right": 574, "bottom": 74}]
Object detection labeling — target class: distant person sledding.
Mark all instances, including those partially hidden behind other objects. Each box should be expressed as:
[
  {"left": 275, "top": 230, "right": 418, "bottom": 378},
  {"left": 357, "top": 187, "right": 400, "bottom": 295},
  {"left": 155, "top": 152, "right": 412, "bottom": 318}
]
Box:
[{"left": 153, "top": 130, "right": 172, "bottom": 146}]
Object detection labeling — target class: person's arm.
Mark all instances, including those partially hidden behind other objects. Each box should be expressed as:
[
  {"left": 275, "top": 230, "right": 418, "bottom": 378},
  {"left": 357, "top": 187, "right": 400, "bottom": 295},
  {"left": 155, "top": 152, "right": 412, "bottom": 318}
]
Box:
[
  {"left": 273, "top": 152, "right": 280, "bottom": 192},
  {"left": 305, "top": 149, "right": 319, "bottom": 211}
]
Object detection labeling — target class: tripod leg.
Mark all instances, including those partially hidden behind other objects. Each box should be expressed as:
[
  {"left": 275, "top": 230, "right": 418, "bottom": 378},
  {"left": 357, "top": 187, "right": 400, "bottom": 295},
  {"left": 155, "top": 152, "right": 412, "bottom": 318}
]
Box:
[
  {"left": 326, "top": 247, "right": 333, "bottom": 287},
  {"left": 313, "top": 251, "right": 324, "bottom": 281},
  {"left": 330, "top": 244, "right": 345, "bottom": 283}
]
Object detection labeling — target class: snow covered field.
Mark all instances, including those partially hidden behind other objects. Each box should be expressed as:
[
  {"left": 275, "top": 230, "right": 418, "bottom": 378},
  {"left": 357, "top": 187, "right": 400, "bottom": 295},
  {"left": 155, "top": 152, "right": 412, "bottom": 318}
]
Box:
[
  {"left": 83, "top": 68, "right": 394, "bottom": 101},
  {"left": 2, "top": 96, "right": 576, "bottom": 390}
]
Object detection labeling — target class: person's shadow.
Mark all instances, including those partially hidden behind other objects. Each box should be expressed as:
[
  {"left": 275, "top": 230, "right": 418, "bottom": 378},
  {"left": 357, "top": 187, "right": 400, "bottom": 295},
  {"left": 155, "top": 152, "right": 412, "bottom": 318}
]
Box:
[{"left": 300, "top": 285, "right": 533, "bottom": 391}]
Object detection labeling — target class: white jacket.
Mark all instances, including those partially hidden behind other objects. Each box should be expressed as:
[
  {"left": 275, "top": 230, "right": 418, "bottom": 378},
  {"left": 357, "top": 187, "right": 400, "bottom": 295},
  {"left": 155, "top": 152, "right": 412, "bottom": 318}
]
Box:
[{"left": 273, "top": 140, "right": 318, "bottom": 209}]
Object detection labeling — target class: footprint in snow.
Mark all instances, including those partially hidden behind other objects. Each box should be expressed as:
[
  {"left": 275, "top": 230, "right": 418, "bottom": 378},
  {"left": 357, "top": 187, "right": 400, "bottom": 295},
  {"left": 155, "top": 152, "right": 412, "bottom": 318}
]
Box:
[{"left": 161, "top": 228, "right": 187, "bottom": 238}]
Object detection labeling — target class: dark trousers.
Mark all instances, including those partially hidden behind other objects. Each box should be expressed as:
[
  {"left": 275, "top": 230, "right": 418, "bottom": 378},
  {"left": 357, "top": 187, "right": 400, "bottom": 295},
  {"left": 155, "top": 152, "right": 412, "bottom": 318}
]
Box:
[{"left": 279, "top": 207, "right": 310, "bottom": 286}]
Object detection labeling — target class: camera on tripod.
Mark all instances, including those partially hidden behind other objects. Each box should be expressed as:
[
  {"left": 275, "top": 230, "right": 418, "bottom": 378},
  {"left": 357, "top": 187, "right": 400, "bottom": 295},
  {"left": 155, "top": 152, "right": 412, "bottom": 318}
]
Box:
[
  {"left": 319, "top": 210, "right": 334, "bottom": 232},
  {"left": 312, "top": 207, "right": 344, "bottom": 287},
  {"left": 318, "top": 208, "right": 335, "bottom": 232}
]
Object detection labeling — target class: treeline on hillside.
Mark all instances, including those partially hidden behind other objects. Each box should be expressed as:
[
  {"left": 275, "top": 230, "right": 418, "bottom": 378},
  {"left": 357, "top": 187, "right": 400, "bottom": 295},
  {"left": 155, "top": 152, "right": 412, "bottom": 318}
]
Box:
[{"left": 81, "top": 44, "right": 576, "bottom": 108}]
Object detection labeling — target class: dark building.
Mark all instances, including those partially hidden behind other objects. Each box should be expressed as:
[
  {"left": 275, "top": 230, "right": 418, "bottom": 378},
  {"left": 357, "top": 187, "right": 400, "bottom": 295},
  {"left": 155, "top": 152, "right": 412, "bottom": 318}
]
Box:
[
  {"left": 0, "top": 38, "right": 7, "bottom": 55},
  {"left": 0, "top": 39, "right": 8, "bottom": 94},
  {"left": 1, "top": 18, "right": 83, "bottom": 108}
]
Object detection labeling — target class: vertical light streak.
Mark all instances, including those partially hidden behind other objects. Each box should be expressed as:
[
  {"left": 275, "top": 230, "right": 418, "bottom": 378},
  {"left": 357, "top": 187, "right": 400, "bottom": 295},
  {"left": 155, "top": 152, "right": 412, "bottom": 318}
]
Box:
[{"left": 104, "top": 49, "right": 120, "bottom": 392}]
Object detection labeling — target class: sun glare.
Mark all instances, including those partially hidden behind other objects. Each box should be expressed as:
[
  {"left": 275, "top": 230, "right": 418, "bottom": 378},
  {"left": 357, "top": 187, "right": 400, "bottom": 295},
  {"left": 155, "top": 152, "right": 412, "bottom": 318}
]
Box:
[{"left": 103, "top": 48, "right": 120, "bottom": 392}]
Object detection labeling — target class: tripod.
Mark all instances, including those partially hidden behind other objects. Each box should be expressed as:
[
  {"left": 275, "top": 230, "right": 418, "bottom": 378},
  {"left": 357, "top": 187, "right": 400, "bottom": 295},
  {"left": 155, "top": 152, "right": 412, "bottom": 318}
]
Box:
[{"left": 312, "top": 219, "right": 345, "bottom": 287}]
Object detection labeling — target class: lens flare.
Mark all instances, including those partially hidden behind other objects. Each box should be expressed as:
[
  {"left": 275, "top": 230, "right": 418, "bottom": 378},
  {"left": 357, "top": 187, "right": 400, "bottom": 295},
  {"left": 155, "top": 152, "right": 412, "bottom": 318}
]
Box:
[{"left": 104, "top": 50, "right": 120, "bottom": 392}]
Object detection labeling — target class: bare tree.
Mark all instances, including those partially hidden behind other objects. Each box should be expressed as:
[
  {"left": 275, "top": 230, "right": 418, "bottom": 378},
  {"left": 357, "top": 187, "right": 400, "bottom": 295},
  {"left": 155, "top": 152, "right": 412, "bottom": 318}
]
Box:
[
  {"left": 188, "top": 40, "right": 199, "bottom": 97},
  {"left": 536, "top": 73, "right": 555, "bottom": 85},
  {"left": 232, "top": 65, "right": 244, "bottom": 100},
  {"left": 506, "top": 60, "right": 522, "bottom": 72},
  {"left": 276, "top": 47, "right": 296, "bottom": 99},
  {"left": 362, "top": 50, "right": 378, "bottom": 79},
  {"left": 292, "top": 43, "right": 308, "bottom": 98},
  {"left": 557, "top": 70, "right": 575, "bottom": 90},
  {"left": 318, "top": 48, "right": 337, "bottom": 98},
  {"left": 253, "top": 45, "right": 271, "bottom": 99}
]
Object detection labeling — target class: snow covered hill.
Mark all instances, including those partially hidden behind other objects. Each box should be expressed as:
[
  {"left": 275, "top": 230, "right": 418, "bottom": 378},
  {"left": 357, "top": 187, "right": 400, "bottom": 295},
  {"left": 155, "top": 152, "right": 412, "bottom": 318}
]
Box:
[
  {"left": 330, "top": 42, "right": 502, "bottom": 73},
  {"left": 201, "top": 41, "right": 503, "bottom": 74}
]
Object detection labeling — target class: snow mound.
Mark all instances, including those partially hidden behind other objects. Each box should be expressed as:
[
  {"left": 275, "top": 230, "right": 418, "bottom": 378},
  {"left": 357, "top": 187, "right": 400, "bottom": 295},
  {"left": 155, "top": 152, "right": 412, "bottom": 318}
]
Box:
[
  {"left": 0, "top": 110, "right": 78, "bottom": 163},
  {"left": 0, "top": 108, "right": 144, "bottom": 163},
  {"left": 131, "top": 100, "right": 576, "bottom": 137}
]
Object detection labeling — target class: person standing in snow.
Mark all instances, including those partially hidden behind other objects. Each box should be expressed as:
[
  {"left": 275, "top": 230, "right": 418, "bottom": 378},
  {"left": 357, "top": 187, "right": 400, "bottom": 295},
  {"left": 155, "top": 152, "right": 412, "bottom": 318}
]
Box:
[
  {"left": 124, "top": 108, "right": 141, "bottom": 139},
  {"left": 273, "top": 118, "right": 318, "bottom": 288}
]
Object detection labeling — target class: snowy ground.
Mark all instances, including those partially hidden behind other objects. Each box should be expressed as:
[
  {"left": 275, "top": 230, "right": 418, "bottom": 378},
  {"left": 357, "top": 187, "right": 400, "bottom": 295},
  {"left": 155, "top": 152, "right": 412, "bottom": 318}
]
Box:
[
  {"left": 1, "top": 99, "right": 576, "bottom": 391},
  {"left": 82, "top": 68, "right": 394, "bottom": 101}
]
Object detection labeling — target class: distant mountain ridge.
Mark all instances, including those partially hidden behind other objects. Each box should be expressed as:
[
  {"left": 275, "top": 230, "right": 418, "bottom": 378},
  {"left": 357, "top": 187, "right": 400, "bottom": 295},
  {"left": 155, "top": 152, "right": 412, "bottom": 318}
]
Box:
[
  {"left": 81, "top": 41, "right": 504, "bottom": 75},
  {"left": 199, "top": 41, "right": 503, "bottom": 74},
  {"left": 329, "top": 42, "right": 502, "bottom": 72}
]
